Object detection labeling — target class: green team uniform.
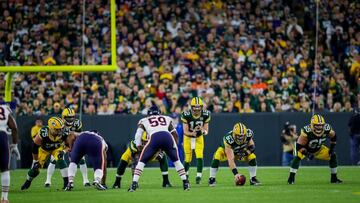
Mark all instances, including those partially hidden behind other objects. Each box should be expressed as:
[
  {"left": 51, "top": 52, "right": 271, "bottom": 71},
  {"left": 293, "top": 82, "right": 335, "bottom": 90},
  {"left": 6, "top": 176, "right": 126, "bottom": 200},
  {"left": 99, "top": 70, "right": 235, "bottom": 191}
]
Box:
[
  {"left": 64, "top": 118, "right": 86, "bottom": 165},
  {"left": 209, "top": 127, "right": 260, "bottom": 186},
  {"left": 181, "top": 109, "right": 211, "bottom": 180},
  {"left": 39, "top": 126, "right": 69, "bottom": 151},
  {"left": 300, "top": 124, "right": 332, "bottom": 153},
  {"left": 66, "top": 118, "right": 82, "bottom": 133},
  {"left": 181, "top": 110, "right": 211, "bottom": 136},
  {"left": 221, "top": 129, "right": 254, "bottom": 156},
  {"left": 289, "top": 122, "right": 341, "bottom": 184}
]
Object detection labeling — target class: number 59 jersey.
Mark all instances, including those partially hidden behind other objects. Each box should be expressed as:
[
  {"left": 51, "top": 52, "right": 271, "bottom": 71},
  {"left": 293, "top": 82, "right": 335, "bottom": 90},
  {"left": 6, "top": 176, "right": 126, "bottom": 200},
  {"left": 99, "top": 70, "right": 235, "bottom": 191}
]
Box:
[{"left": 138, "top": 115, "right": 175, "bottom": 136}]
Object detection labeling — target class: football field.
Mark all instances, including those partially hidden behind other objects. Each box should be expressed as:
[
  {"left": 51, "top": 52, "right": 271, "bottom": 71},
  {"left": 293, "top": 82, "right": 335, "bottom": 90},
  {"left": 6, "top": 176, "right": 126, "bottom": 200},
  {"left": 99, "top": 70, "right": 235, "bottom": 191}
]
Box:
[{"left": 9, "top": 166, "right": 360, "bottom": 203}]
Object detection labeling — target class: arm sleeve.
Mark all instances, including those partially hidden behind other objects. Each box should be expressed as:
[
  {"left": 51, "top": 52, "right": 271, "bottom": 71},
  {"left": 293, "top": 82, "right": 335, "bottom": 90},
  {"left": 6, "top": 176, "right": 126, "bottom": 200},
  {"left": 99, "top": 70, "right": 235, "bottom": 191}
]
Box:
[{"left": 134, "top": 127, "right": 145, "bottom": 147}]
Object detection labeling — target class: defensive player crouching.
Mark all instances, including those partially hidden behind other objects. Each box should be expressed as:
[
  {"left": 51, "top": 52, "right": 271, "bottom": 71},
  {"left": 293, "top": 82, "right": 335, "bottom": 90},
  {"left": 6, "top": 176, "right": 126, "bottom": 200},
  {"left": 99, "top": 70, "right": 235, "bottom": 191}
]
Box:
[
  {"left": 288, "top": 114, "right": 342, "bottom": 184},
  {"left": 128, "top": 106, "right": 189, "bottom": 192},
  {"left": 208, "top": 123, "right": 261, "bottom": 186},
  {"left": 112, "top": 132, "right": 172, "bottom": 189},
  {"left": 65, "top": 131, "right": 108, "bottom": 191}
]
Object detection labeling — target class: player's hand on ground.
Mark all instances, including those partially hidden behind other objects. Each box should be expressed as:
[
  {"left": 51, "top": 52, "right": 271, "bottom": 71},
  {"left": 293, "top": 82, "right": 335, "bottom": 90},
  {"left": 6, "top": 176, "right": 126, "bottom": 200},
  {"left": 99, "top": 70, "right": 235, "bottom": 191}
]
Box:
[{"left": 234, "top": 174, "right": 241, "bottom": 181}]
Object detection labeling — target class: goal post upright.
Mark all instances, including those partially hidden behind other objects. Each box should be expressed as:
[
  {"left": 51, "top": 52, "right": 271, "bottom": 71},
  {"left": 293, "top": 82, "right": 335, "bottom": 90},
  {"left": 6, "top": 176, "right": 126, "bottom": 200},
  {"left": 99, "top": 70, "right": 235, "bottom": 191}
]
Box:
[{"left": 2, "top": 0, "right": 117, "bottom": 103}]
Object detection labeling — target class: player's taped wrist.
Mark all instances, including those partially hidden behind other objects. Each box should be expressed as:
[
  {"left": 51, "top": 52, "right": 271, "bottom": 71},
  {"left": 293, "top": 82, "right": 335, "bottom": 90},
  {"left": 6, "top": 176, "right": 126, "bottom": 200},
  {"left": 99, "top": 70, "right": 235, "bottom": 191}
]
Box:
[{"left": 232, "top": 168, "right": 238, "bottom": 175}]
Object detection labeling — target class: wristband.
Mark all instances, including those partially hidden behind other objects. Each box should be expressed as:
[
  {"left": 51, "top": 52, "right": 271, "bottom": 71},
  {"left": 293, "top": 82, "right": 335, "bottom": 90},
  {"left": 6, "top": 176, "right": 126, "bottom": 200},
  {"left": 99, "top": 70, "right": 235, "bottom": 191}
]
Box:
[{"left": 232, "top": 168, "right": 238, "bottom": 175}]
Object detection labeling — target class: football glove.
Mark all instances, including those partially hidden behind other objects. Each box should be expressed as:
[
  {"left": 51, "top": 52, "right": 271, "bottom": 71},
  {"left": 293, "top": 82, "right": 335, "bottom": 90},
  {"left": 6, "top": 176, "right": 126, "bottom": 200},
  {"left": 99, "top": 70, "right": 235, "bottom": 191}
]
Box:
[
  {"left": 156, "top": 151, "right": 165, "bottom": 161},
  {"left": 10, "top": 144, "right": 21, "bottom": 160},
  {"left": 305, "top": 152, "right": 314, "bottom": 160}
]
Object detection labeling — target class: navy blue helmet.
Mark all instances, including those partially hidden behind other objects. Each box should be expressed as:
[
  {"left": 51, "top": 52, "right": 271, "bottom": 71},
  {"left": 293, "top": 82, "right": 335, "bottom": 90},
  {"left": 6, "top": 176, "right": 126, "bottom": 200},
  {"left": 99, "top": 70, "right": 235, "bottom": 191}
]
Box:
[{"left": 148, "top": 105, "right": 160, "bottom": 116}]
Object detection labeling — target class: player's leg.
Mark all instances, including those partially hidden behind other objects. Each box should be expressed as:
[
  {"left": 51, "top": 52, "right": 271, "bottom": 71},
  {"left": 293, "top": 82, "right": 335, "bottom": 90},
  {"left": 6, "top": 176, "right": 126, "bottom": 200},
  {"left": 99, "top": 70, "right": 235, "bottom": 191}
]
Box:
[
  {"left": 183, "top": 136, "right": 192, "bottom": 177},
  {"left": 1, "top": 170, "right": 10, "bottom": 203},
  {"left": 65, "top": 146, "right": 83, "bottom": 191},
  {"left": 31, "top": 142, "right": 39, "bottom": 168},
  {"left": 245, "top": 153, "right": 261, "bottom": 185},
  {"left": 287, "top": 149, "right": 305, "bottom": 184},
  {"left": 79, "top": 157, "right": 90, "bottom": 186},
  {"left": 53, "top": 148, "right": 68, "bottom": 189},
  {"left": 66, "top": 136, "right": 89, "bottom": 191},
  {"left": 0, "top": 132, "right": 10, "bottom": 201},
  {"left": 21, "top": 148, "right": 49, "bottom": 190},
  {"left": 157, "top": 152, "right": 172, "bottom": 187},
  {"left": 209, "top": 147, "right": 226, "bottom": 186},
  {"left": 113, "top": 148, "right": 131, "bottom": 189},
  {"left": 129, "top": 137, "right": 156, "bottom": 192},
  {"left": 314, "top": 146, "right": 342, "bottom": 183},
  {"left": 160, "top": 132, "right": 189, "bottom": 191},
  {"left": 44, "top": 156, "right": 56, "bottom": 187},
  {"left": 194, "top": 136, "right": 204, "bottom": 184},
  {"left": 89, "top": 140, "right": 107, "bottom": 190}
]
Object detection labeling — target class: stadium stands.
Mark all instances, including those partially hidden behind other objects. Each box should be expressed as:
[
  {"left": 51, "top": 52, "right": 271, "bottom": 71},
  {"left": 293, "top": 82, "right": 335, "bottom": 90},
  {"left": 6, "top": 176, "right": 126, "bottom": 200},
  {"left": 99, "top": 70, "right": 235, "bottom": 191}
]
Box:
[{"left": 0, "top": 0, "right": 359, "bottom": 115}]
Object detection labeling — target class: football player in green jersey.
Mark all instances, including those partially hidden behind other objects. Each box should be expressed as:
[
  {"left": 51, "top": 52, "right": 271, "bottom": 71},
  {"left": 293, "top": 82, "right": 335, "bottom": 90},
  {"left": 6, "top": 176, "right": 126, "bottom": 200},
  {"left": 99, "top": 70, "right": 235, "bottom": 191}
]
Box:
[
  {"left": 45, "top": 108, "right": 90, "bottom": 187},
  {"left": 21, "top": 117, "right": 71, "bottom": 190},
  {"left": 288, "top": 114, "right": 342, "bottom": 184},
  {"left": 181, "top": 97, "right": 211, "bottom": 184},
  {"left": 208, "top": 122, "right": 261, "bottom": 186}
]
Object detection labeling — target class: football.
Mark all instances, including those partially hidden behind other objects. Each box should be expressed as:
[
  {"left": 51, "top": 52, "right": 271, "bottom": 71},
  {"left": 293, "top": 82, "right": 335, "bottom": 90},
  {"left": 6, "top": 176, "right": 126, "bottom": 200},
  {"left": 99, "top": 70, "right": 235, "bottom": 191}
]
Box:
[{"left": 235, "top": 174, "right": 246, "bottom": 186}]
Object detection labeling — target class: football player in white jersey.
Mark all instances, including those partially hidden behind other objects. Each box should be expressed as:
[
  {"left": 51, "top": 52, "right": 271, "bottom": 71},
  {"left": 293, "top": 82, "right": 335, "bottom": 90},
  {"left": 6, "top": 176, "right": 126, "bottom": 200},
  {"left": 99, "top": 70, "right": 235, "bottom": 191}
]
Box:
[
  {"left": 128, "top": 106, "right": 190, "bottom": 192},
  {"left": 0, "top": 105, "right": 20, "bottom": 203}
]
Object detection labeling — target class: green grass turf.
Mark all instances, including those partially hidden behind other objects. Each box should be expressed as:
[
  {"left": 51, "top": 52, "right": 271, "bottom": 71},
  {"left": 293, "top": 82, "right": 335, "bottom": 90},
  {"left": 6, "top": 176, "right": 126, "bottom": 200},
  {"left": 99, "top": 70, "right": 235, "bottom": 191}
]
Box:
[{"left": 8, "top": 166, "right": 360, "bottom": 203}]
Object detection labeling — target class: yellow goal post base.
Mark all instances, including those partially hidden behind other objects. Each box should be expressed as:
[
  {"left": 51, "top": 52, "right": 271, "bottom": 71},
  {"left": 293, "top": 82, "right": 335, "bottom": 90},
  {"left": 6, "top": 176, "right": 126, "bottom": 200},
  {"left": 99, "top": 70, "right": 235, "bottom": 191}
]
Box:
[{"left": 1, "top": 0, "right": 117, "bottom": 102}]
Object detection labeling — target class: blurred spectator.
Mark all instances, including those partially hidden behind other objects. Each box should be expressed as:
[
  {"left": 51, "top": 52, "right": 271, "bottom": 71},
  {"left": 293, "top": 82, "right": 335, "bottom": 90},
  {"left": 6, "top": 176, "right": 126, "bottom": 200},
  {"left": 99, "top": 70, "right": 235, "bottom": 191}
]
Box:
[
  {"left": 31, "top": 118, "right": 43, "bottom": 140},
  {"left": 348, "top": 108, "right": 360, "bottom": 165},
  {"left": 0, "top": 0, "right": 358, "bottom": 116},
  {"left": 281, "top": 122, "right": 298, "bottom": 166}
]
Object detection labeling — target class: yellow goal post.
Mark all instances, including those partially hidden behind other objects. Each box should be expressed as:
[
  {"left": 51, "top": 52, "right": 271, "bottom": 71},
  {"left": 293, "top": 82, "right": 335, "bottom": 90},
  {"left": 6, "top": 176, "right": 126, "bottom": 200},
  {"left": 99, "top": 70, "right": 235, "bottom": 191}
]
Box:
[{"left": 1, "top": 0, "right": 117, "bottom": 102}]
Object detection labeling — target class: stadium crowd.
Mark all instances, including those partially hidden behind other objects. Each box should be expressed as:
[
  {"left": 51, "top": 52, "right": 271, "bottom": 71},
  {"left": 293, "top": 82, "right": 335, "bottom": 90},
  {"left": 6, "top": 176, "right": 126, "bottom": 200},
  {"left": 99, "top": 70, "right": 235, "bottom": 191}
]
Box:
[{"left": 0, "top": 0, "right": 359, "bottom": 115}]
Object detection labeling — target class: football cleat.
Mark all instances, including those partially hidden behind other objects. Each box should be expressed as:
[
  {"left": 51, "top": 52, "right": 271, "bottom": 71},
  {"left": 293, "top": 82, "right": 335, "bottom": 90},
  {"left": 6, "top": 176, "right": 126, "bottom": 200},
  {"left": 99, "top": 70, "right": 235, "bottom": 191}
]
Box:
[
  {"left": 44, "top": 183, "right": 51, "bottom": 188},
  {"left": 195, "top": 176, "right": 201, "bottom": 184},
  {"left": 162, "top": 180, "right": 173, "bottom": 188},
  {"left": 84, "top": 182, "right": 91, "bottom": 187},
  {"left": 288, "top": 174, "right": 295, "bottom": 185},
  {"left": 128, "top": 181, "right": 139, "bottom": 192},
  {"left": 331, "top": 174, "right": 343, "bottom": 184},
  {"left": 21, "top": 180, "right": 32, "bottom": 190},
  {"left": 113, "top": 177, "right": 121, "bottom": 189},
  {"left": 94, "top": 182, "right": 107, "bottom": 190},
  {"left": 250, "top": 177, "right": 261, "bottom": 186},
  {"left": 62, "top": 177, "right": 69, "bottom": 189},
  {"left": 113, "top": 182, "right": 121, "bottom": 189},
  {"left": 208, "top": 177, "right": 216, "bottom": 187},
  {"left": 1, "top": 200, "right": 9, "bottom": 203},
  {"left": 64, "top": 182, "right": 74, "bottom": 191},
  {"left": 183, "top": 179, "right": 190, "bottom": 191}
]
